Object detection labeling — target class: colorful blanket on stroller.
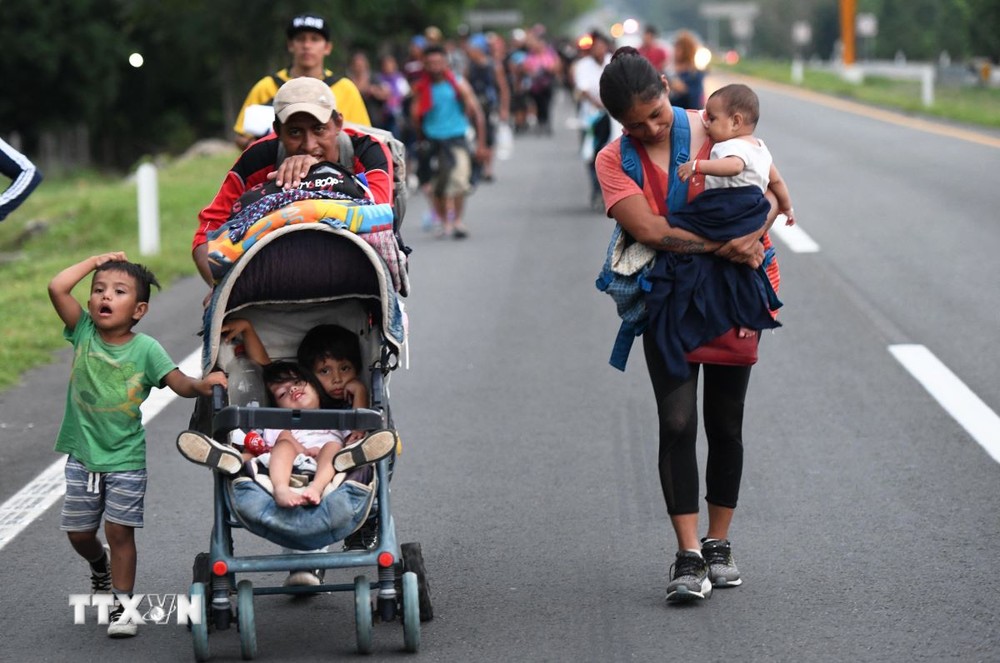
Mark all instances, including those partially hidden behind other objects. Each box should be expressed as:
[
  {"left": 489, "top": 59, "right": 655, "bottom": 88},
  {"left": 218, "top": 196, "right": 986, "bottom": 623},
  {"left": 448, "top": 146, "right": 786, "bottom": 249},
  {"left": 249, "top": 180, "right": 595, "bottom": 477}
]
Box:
[{"left": 207, "top": 192, "right": 408, "bottom": 294}]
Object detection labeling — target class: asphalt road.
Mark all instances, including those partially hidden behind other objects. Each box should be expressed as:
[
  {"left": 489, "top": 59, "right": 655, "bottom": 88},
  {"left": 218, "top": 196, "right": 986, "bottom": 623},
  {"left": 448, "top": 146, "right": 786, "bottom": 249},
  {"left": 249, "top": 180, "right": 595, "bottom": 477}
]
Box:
[{"left": 1, "top": 80, "right": 998, "bottom": 662}]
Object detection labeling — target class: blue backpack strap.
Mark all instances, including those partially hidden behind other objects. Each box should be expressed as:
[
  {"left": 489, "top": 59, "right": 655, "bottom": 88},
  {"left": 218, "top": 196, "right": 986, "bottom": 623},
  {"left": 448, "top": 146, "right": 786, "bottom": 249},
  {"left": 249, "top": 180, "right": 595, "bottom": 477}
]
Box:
[
  {"left": 620, "top": 135, "right": 643, "bottom": 188},
  {"left": 620, "top": 108, "right": 691, "bottom": 214},
  {"left": 666, "top": 107, "right": 691, "bottom": 213},
  {"left": 608, "top": 324, "right": 638, "bottom": 371},
  {"left": 603, "top": 112, "right": 695, "bottom": 372}
]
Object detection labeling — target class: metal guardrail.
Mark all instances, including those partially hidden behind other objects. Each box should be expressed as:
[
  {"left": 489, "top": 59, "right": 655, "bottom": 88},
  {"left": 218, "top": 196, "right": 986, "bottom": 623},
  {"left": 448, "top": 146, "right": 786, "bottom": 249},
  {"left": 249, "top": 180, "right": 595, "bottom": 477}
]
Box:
[{"left": 793, "top": 59, "right": 936, "bottom": 107}]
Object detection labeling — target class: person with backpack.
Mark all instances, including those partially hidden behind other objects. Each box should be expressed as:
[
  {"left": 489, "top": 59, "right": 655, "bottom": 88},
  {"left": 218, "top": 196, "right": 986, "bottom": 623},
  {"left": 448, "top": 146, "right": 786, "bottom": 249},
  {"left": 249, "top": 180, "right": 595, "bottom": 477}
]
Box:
[
  {"left": 464, "top": 32, "right": 509, "bottom": 183},
  {"left": 594, "top": 47, "right": 784, "bottom": 605},
  {"left": 410, "top": 43, "right": 487, "bottom": 239},
  {"left": 194, "top": 77, "right": 392, "bottom": 292},
  {"left": 232, "top": 14, "right": 371, "bottom": 149}
]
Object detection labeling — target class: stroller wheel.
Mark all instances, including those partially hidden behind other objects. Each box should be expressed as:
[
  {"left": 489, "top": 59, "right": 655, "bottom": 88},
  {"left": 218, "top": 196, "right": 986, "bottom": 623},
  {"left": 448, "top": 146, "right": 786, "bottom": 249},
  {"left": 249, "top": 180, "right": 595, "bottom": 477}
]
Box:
[
  {"left": 189, "top": 582, "right": 210, "bottom": 662},
  {"left": 354, "top": 575, "right": 373, "bottom": 654},
  {"left": 401, "top": 572, "right": 421, "bottom": 652},
  {"left": 399, "top": 542, "right": 433, "bottom": 622},
  {"left": 237, "top": 580, "right": 257, "bottom": 660}
]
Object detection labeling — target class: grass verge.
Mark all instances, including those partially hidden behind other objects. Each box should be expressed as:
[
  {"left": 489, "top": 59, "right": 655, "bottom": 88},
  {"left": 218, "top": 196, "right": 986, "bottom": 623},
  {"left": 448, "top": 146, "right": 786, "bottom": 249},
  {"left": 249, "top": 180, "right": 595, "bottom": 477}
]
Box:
[
  {"left": 0, "top": 147, "right": 238, "bottom": 391},
  {"left": 717, "top": 59, "right": 1000, "bottom": 128}
]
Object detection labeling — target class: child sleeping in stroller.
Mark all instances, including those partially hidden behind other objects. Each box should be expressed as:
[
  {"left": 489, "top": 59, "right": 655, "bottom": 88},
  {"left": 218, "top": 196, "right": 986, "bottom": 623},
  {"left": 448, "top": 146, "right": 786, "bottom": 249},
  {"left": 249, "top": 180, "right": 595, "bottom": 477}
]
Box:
[
  {"left": 221, "top": 319, "right": 369, "bottom": 441},
  {"left": 177, "top": 350, "right": 394, "bottom": 508}
]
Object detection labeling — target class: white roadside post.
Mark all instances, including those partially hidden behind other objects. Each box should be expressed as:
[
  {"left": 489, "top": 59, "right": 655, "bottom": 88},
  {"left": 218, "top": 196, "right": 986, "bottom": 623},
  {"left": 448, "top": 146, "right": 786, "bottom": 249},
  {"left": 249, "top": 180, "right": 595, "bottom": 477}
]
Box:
[
  {"left": 921, "top": 66, "right": 935, "bottom": 107},
  {"left": 791, "top": 21, "right": 812, "bottom": 84},
  {"left": 137, "top": 162, "right": 160, "bottom": 256}
]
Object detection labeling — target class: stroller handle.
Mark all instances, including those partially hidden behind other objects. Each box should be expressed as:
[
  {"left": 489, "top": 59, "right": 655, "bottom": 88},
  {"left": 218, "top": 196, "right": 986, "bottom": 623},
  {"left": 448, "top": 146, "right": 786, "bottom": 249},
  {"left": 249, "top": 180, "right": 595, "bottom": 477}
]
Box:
[
  {"left": 211, "top": 384, "right": 226, "bottom": 413},
  {"left": 212, "top": 405, "right": 384, "bottom": 436}
]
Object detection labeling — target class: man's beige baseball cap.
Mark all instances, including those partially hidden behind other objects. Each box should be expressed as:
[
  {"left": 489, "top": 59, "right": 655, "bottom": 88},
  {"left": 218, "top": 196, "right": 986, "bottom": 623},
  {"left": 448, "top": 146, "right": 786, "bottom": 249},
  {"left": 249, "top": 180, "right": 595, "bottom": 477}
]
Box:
[{"left": 273, "top": 77, "right": 337, "bottom": 123}]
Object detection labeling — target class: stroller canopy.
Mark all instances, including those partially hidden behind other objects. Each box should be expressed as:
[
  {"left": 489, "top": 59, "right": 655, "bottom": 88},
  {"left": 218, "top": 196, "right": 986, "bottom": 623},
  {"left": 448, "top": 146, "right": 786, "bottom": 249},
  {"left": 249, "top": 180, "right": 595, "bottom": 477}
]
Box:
[{"left": 202, "top": 224, "right": 406, "bottom": 373}]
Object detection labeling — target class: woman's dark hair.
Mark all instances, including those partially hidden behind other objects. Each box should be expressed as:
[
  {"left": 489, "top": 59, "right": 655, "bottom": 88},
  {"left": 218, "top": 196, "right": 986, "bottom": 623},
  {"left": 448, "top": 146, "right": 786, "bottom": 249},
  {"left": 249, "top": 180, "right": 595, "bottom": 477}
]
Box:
[
  {"left": 297, "top": 324, "right": 363, "bottom": 373},
  {"left": 261, "top": 360, "right": 334, "bottom": 408},
  {"left": 599, "top": 46, "right": 666, "bottom": 121}
]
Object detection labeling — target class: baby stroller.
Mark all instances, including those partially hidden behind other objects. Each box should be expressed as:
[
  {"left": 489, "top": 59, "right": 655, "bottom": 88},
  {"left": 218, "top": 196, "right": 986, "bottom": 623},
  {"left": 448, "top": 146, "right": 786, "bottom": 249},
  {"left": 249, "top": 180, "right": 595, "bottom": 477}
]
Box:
[{"left": 185, "top": 220, "right": 431, "bottom": 661}]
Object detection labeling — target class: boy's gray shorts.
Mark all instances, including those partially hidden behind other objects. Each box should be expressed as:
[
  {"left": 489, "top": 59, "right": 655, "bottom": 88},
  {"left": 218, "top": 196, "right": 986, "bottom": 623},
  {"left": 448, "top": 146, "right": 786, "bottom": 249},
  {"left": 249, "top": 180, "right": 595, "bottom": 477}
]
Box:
[{"left": 60, "top": 456, "right": 147, "bottom": 531}]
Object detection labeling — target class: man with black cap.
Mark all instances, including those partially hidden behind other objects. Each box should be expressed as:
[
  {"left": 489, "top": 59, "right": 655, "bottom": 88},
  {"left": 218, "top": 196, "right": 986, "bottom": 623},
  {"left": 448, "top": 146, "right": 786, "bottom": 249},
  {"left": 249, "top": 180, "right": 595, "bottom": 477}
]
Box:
[
  {"left": 232, "top": 13, "right": 371, "bottom": 149},
  {"left": 195, "top": 77, "right": 391, "bottom": 286}
]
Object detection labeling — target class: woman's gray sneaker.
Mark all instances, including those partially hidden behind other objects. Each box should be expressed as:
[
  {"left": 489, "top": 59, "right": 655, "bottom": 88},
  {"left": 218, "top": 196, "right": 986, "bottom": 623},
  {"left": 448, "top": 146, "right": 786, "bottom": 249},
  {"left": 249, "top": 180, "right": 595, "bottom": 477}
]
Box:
[
  {"left": 666, "top": 550, "right": 713, "bottom": 602},
  {"left": 701, "top": 538, "right": 743, "bottom": 587}
]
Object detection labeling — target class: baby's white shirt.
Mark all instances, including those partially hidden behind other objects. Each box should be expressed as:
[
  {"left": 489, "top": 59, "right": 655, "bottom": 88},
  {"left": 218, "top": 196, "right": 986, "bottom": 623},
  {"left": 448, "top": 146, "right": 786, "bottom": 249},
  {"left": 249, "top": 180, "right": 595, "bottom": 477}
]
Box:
[{"left": 704, "top": 137, "right": 772, "bottom": 192}]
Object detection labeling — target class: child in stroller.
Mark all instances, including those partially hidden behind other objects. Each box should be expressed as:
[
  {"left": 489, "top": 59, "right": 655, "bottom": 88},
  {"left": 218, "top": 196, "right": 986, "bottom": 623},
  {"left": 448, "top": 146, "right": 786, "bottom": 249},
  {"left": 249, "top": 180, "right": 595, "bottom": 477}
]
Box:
[
  {"left": 177, "top": 359, "right": 394, "bottom": 508},
  {"left": 176, "top": 217, "right": 429, "bottom": 658}
]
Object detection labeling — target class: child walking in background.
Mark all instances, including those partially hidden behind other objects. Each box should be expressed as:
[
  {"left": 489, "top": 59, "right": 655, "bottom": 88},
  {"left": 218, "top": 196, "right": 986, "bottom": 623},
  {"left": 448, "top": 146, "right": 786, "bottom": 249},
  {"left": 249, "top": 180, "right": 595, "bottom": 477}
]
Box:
[{"left": 48, "top": 252, "right": 227, "bottom": 638}]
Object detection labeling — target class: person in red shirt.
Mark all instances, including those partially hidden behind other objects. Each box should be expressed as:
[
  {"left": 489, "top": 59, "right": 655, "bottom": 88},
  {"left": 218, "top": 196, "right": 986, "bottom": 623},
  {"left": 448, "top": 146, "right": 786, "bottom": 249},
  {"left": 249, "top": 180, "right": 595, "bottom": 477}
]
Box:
[
  {"left": 193, "top": 78, "right": 392, "bottom": 293},
  {"left": 638, "top": 24, "right": 671, "bottom": 73}
]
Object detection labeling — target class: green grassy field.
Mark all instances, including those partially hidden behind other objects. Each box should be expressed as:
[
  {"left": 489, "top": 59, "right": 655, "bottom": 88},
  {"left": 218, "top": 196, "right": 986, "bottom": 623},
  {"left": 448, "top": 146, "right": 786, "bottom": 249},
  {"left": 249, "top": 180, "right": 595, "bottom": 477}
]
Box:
[
  {"left": 0, "top": 148, "right": 238, "bottom": 390},
  {"left": 717, "top": 59, "right": 1000, "bottom": 128}
]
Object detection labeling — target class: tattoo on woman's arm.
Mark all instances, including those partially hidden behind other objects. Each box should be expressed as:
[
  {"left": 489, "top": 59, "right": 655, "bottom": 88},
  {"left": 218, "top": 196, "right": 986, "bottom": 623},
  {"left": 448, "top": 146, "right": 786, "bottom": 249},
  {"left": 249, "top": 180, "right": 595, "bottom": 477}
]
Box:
[{"left": 659, "top": 236, "right": 706, "bottom": 252}]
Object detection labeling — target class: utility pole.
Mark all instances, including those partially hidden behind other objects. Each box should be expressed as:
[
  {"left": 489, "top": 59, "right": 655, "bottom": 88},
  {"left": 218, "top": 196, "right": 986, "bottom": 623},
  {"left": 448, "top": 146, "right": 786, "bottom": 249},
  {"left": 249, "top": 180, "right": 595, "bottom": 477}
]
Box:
[{"left": 840, "top": 0, "right": 856, "bottom": 66}]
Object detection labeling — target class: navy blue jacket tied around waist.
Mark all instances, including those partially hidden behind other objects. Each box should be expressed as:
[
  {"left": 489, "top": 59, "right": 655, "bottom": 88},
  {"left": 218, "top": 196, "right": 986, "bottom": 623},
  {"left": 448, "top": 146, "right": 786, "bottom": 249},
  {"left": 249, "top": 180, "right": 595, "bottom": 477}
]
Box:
[{"left": 646, "top": 185, "right": 781, "bottom": 380}]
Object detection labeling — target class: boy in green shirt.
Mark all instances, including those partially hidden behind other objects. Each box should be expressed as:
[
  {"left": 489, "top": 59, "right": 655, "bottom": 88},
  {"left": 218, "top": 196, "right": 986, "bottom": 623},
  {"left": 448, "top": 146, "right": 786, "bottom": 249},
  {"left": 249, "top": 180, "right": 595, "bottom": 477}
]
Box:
[{"left": 48, "top": 252, "right": 227, "bottom": 638}]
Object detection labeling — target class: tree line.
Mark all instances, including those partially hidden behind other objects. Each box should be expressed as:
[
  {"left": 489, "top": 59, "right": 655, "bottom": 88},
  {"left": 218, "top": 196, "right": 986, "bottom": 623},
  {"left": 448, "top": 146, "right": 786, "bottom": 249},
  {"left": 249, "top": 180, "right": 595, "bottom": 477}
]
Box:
[
  {"left": 642, "top": 0, "right": 998, "bottom": 63},
  {"left": 0, "top": 0, "right": 589, "bottom": 172},
  {"left": 1, "top": 0, "right": 994, "bottom": 172}
]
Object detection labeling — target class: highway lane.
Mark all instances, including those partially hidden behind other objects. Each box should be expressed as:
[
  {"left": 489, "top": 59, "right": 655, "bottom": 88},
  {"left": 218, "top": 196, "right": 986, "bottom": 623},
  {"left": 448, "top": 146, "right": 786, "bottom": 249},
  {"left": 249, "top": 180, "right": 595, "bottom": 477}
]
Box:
[{"left": 0, "top": 83, "right": 998, "bottom": 661}]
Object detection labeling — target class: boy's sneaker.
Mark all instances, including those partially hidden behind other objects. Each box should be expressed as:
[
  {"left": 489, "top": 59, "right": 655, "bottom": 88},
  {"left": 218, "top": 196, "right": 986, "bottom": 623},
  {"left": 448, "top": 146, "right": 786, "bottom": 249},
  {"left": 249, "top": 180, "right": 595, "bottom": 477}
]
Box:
[
  {"left": 666, "top": 551, "right": 712, "bottom": 603},
  {"left": 107, "top": 603, "right": 138, "bottom": 638},
  {"left": 333, "top": 430, "right": 396, "bottom": 473},
  {"left": 90, "top": 544, "right": 112, "bottom": 593},
  {"left": 701, "top": 538, "right": 743, "bottom": 587},
  {"left": 176, "top": 430, "right": 243, "bottom": 475}
]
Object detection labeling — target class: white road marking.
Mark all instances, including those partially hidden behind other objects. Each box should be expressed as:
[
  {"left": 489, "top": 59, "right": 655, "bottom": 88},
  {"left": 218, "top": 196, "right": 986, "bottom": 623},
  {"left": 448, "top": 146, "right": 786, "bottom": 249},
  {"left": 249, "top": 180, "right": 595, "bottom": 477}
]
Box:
[
  {"left": 889, "top": 344, "right": 1000, "bottom": 464},
  {"left": 771, "top": 218, "right": 820, "bottom": 253},
  {"left": 0, "top": 349, "right": 202, "bottom": 552}
]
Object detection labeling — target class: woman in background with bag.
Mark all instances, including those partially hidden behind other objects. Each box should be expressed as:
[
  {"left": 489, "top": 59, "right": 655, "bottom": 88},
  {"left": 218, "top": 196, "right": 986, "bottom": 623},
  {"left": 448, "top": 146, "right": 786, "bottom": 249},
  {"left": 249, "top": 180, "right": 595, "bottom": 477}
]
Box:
[{"left": 594, "top": 47, "right": 784, "bottom": 604}]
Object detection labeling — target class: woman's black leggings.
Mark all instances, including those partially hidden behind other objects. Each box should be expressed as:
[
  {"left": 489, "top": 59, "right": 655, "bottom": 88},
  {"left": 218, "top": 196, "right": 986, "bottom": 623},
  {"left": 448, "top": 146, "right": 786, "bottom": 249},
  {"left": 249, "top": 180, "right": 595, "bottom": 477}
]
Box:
[{"left": 642, "top": 333, "right": 753, "bottom": 516}]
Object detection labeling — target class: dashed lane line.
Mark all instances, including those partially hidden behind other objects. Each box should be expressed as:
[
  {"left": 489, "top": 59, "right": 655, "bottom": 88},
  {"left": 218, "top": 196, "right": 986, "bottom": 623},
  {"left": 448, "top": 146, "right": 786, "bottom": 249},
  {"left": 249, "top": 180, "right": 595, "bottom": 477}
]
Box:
[
  {"left": 890, "top": 344, "right": 1000, "bottom": 464},
  {"left": 771, "top": 218, "right": 820, "bottom": 253},
  {"left": 0, "top": 350, "right": 201, "bottom": 552}
]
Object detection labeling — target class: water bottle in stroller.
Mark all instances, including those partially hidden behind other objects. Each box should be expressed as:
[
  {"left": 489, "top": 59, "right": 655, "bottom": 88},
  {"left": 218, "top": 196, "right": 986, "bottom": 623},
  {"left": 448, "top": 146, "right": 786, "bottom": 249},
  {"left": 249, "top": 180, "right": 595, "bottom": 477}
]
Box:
[{"left": 227, "top": 343, "right": 266, "bottom": 408}]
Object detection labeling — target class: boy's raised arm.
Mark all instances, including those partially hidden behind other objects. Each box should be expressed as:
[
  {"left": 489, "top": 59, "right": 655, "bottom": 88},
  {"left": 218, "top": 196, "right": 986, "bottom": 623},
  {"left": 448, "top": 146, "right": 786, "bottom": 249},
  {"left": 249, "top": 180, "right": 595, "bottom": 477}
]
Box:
[{"left": 48, "top": 252, "right": 127, "bottom": 331}]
